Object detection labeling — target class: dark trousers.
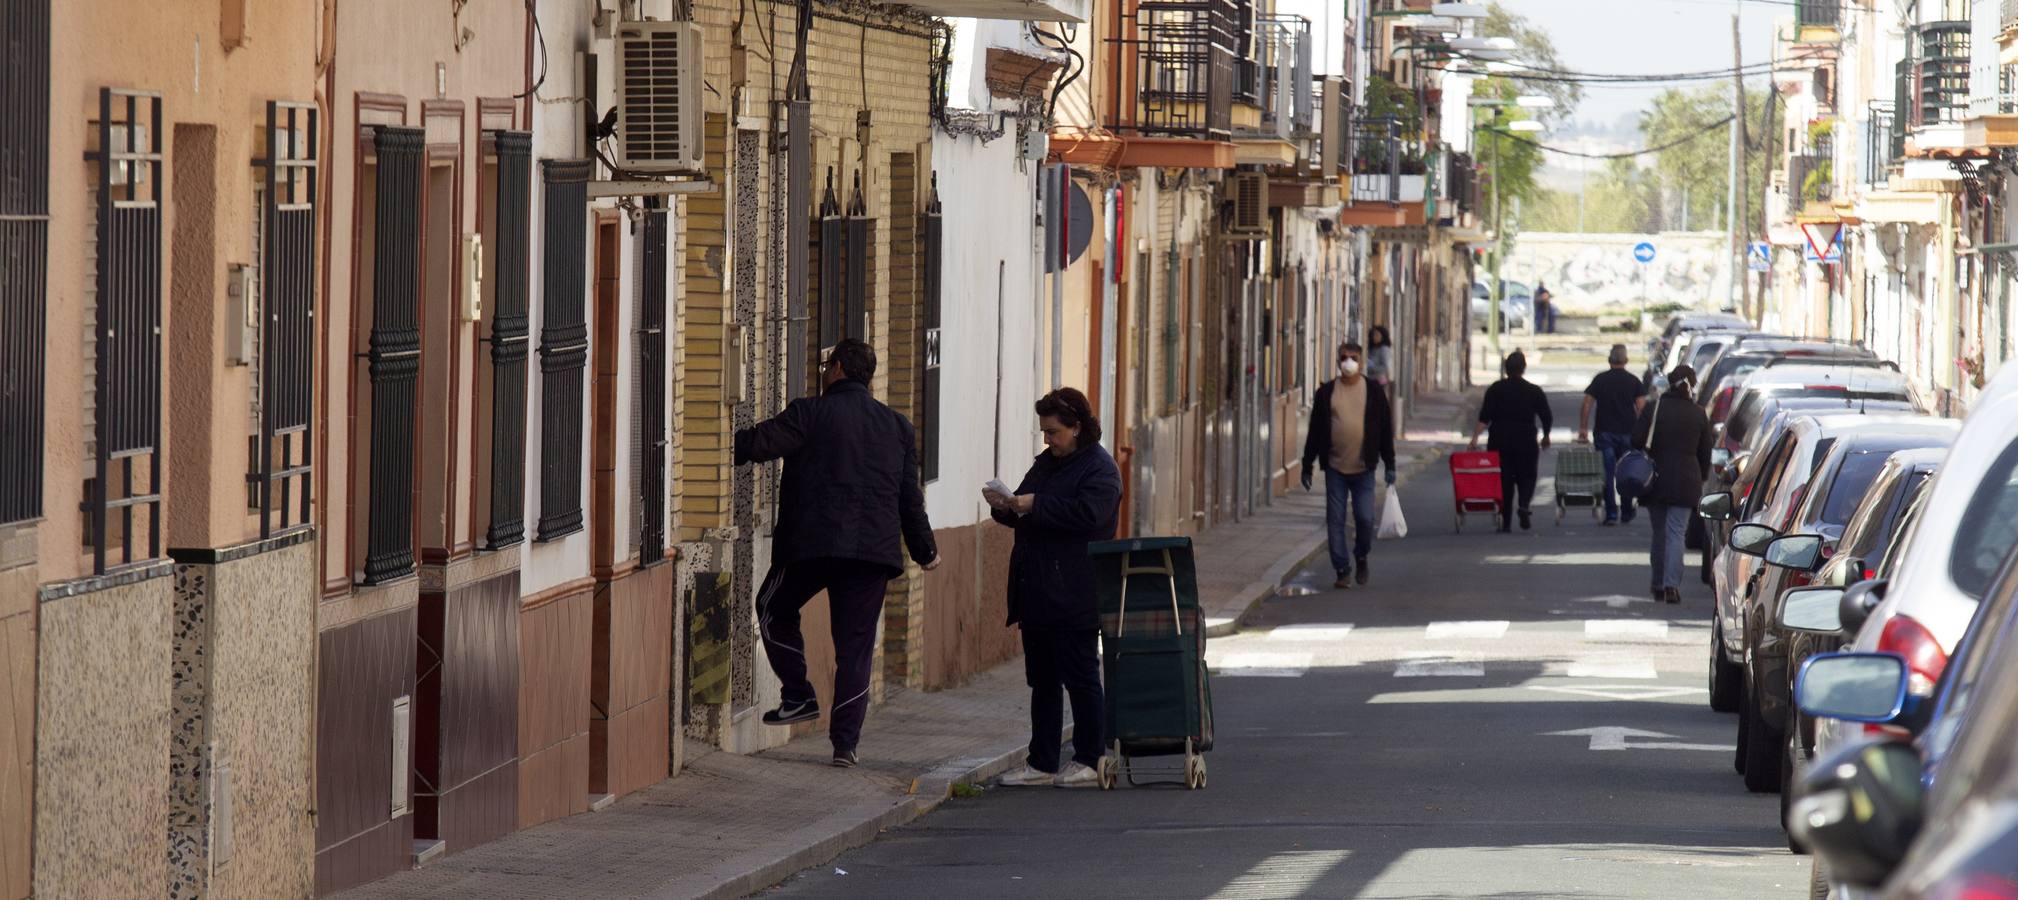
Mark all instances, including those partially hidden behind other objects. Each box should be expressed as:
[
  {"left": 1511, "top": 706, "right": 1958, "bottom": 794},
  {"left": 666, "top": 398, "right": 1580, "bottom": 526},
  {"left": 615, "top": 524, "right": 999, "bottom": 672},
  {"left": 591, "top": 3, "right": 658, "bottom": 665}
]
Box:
[
  {"left": 756, "top": 557, "right": 891, "bottom": 753},
  {"left": 1496, "top": 445, "right": 1539, "bottom": 523},
  {"left": 1593, "top": 431, "right": 1637, "bottom": 520},
  {"left": 1022, "top": 628, "right": 1105, "bottom": 772}
]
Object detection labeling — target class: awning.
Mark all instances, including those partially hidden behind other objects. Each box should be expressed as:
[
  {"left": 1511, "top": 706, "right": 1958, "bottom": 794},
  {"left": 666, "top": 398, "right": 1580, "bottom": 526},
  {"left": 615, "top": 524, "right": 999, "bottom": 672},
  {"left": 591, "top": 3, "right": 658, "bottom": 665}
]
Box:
[{"left": 904, "top": 0, "right": 1085, "bottom": 22}]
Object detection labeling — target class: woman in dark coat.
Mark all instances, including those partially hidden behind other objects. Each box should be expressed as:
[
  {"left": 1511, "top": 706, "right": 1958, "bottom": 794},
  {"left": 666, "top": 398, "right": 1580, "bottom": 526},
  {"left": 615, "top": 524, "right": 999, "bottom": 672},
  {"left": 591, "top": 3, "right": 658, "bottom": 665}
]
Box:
[
  {"left": 985, "top": 388, "right": 1121, "bottom": 789},
  {"left": 1634, "top": 364, "right": 1714, "bottom": 604}
]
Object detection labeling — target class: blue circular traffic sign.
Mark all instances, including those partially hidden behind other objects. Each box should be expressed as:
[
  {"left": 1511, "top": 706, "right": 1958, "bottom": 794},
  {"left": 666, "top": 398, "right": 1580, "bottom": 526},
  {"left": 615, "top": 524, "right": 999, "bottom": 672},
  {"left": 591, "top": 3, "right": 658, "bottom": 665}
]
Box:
[{"left": 1633, "top": 242, "right": 1656, "bottom": 264}]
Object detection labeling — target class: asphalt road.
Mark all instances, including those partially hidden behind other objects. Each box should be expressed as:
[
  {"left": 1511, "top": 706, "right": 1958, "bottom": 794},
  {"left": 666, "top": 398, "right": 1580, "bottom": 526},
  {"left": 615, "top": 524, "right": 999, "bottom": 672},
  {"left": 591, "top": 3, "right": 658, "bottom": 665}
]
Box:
[{"left": 765, "top": 347, "right": 1803, "bottom": 899}]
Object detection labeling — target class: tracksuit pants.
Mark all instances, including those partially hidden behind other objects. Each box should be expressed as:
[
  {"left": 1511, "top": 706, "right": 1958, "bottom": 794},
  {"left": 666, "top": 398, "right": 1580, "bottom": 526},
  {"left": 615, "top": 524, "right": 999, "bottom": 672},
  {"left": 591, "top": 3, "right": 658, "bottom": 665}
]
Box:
[
  {"left": 756, "top": 557, "right": 891, "bottom": 753},
  {"left": 1022, "top": 628, "right": 1106, "bottom": 773}
]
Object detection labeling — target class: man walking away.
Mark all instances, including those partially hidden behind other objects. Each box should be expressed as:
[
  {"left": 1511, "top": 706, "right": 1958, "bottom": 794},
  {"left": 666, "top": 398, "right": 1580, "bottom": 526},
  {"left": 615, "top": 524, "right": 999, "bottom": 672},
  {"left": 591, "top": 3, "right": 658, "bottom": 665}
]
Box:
[
  {"left": 1635, "top": 364, "right": 1713, "bottom": 605},
  {"left": 1300, "top": 341, "right": 1398, "bottom": 589},
  {"left": 1470, "top": 350, "right": 1553, "bottom": 532},
  {"left": 734, "top": 339, "right": 941, "bottom": 768},
  {"left": 1577, "top": 344, "right": 1649, "bottom": 526}
]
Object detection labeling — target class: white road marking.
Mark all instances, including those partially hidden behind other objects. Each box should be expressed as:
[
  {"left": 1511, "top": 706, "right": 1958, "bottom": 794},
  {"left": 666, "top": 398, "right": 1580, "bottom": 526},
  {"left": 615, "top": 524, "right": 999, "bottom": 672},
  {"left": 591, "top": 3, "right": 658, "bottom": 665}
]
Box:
[
  {"left": 1483, "top": 552, "right": 1647, "bottom": 566},
  {"left": 1216, "top": 652, "right": 1312, "bottom": 677},
  {"left": 1266, "top": 624, "right": 1356, "bottom": 642},
  {"left": 1572, "top": 594, "right": 1654, "bottom": 609},
  {"left": 1561, "top": 657, "right": 1659, "bottom": 679},
  {"left": 1545, "top": 726, "right": 1733, "bottom": 752},
  {"left": 1584, "top": 620, "right": 1671, "bottom": 641},
  {"left": 1396, "top": 652, "right": 1486, "bottom": 677},
  {"left": 1529, "top": 684, "right": 1707, "bottom": 701},
  {"left": 1204, "top": 849, "right": 1353, "bottom": 900},
  {"left": 1425, "top": 620, "right": 1510, "bottom": 640}
]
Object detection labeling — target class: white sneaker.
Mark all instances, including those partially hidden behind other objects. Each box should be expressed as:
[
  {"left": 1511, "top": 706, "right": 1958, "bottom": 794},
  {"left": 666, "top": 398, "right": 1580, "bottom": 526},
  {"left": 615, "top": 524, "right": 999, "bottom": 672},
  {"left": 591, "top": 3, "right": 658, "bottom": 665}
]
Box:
[
  {"left": 997, "top": 764, "right": 1055, "bottom": 787},
  {"left": 1054, "top": 761, "right": 1099, "bottom": 789}
]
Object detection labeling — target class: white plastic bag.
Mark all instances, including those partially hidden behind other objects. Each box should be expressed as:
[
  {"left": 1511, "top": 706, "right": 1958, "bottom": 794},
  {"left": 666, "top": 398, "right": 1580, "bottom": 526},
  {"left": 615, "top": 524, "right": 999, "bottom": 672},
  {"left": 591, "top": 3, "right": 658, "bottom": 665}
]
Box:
[{"left": 1377, "top": 487, "right": 1408, "bottom": 539}]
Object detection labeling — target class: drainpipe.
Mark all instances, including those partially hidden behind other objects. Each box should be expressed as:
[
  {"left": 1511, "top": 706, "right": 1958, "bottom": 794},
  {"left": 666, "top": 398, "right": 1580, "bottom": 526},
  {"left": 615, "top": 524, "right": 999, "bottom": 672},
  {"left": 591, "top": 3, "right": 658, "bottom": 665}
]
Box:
[
  {"left": 1100, "top": 185, "right": 1119, "bottom": 453},
  {"left": 1939, "top": 191, "right": 1957, "bottom": 407}
]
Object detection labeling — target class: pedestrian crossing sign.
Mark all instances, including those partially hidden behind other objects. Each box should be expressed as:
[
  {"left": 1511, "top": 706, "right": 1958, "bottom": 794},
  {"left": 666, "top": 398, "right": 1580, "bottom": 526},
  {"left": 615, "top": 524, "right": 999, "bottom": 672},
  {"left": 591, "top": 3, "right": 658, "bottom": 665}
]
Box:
[{"left": 1747, "top": 242, "right": 1771, "bottom": 272}]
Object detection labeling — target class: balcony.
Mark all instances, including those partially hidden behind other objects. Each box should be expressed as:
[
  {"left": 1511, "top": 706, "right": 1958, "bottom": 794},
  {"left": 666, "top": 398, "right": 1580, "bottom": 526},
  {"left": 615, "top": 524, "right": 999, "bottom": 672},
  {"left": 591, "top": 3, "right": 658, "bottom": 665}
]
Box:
[
  {"left": 1964, "top": 64, "right": 2018, "bottom": 148},
  {"left": 1341, "top": 114, "right": 1427, "bottom": 226},
  {"left": 1794, "top": 0, "right": 1839, "bottom": 40},
  {"left": 1241, "top": 14, "right": 1313, "bottom": 141},
  {"left": 1786, "top": 154, "right": 1833, "bottom": 217},
  {"left": 1863, "top": 100, "right": 1896, "bottom": 185},
  {"left": 1912, "top": 21, "right": 1969, "bottom": 128},
  {"left": 1060, "top": 0, "right": 1242, "bottom": 168}
]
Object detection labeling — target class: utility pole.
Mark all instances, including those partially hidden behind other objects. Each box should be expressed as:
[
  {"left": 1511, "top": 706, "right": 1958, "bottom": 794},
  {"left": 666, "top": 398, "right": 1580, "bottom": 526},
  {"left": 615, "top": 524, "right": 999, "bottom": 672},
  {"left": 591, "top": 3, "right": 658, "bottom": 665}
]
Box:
[
  {"left": 1489, "top": 108, "right": 1503, "bottom": 362},
  {"left": 1727, "top": 12, "right": 1743, "bottom": 314}
]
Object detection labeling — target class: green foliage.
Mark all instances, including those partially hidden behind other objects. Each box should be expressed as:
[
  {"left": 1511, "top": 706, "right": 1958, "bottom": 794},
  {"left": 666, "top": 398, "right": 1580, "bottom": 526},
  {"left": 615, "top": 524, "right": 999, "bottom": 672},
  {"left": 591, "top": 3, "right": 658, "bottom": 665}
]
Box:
[
  {"left": 1802, "top": 160, "right": 1833, "bottom": 202},
  {"left": 1481, "top": 4, "right": 1583, "bottom": 129},
  {"left": 951, "top": 783, "right": 984, "bottom": 799},
  {"left": 1365, "top": 75, "right": 1421, "bottom": 139},
  {"left": 1467, "top": 3, "right": 1574, "bottom": 250}
]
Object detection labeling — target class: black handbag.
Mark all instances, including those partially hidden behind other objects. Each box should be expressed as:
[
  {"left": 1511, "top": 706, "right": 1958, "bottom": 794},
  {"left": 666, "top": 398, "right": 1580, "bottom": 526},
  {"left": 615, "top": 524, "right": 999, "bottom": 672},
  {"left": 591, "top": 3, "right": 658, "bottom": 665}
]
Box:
[{"left": 1614, "top": 397, "right": 1659, "bottom": 499}]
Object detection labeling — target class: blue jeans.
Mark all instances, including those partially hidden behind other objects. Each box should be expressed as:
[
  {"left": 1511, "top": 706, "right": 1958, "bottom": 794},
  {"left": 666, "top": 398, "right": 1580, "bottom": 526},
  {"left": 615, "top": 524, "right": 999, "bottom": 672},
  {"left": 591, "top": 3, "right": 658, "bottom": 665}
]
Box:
[
  {"left": 1593, "top": 432, "right": 1637, "bottom": 521},
  {"left": 1325, "top": 468, "right": 1376, "bottom": 577},
  {"left": 1647, "top": 504, "right": 1688, "bottom": 590}
]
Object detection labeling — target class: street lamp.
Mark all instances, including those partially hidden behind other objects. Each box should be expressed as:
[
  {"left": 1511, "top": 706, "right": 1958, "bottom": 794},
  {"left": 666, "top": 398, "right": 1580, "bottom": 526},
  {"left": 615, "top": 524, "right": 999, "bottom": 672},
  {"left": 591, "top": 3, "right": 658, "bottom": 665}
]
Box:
[
  {"left": 1468, "top": 96, "right": 1550, "bottom": 360},
  {"left": 1430, "top": 2, "right": 1488, "bottom": 18},
  {"left": 1507, "top": 119, "right": 1546, "bottom": 133}
]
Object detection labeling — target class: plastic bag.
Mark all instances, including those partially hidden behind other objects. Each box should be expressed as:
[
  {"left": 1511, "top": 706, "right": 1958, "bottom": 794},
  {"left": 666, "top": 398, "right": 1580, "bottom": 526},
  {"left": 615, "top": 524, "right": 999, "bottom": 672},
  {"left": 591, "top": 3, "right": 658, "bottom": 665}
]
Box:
[{"left": 1378, "top": 487, "right": 1408, "bottom": 539}]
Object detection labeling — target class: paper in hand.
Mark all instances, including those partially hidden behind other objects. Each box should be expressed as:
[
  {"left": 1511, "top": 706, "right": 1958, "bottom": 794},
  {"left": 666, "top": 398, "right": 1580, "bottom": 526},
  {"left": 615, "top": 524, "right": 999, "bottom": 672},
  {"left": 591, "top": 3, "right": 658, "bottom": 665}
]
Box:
[{"left": 984, "top": 478, "right": 1013, "bottom": 497}]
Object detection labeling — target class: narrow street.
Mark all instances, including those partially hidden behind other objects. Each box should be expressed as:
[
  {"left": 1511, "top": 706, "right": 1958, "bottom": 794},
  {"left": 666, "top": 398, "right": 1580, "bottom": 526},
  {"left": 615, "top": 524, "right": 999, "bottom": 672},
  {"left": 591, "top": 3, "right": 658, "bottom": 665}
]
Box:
[{"left": 767, "top": 345, "right": 1804, "bottom": 898}]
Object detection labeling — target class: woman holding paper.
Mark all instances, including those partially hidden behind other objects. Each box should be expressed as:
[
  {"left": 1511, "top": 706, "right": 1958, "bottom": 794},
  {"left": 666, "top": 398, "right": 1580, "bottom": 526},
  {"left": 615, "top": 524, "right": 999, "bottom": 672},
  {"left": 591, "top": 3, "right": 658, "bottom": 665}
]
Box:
[{"left": 985, "top": 387, "right": 1122, "bottom": 789}]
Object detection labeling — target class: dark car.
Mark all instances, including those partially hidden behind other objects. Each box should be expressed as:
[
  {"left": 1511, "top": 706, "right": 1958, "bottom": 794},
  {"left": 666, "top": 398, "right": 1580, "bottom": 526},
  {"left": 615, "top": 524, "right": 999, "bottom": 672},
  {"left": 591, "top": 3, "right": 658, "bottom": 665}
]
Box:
[
  {"left": 1697, "top": 342, "right": 1881, "bottom": 424},
  {"left": 1732, "top": 430, "right": 1955, "bottom": 821},
  {"left": 1780, "top": 497, "right": 2018, "bottom": 899},
  {"left": 1692, "top": 394, "right": 1918, "bottom": 555}
]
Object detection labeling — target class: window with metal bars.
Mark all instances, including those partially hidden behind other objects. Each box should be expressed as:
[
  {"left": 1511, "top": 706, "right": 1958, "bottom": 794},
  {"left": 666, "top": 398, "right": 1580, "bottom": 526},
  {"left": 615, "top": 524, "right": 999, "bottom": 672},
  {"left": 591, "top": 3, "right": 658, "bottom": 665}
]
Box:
[
  {"left": 481, "top": 131, "right": 532, "bottom": 549},
  {"left": 359, "top": 126, "right": 424, "bottom": 585},
  {"left": 84, "top": 87, "right": 165, "bottom": 573},
  {"left": 535, "top": 159, "right": 590, "bottom": 543},
  {"left": 814, "top": 167, "right": 872, "bottom": 355},
  {"left": 918, "top": 179, "right": 941, "bottom": 483},
  {"left": 252, "top": 101, "right": 317, "bottom": 539},
  {"left": 638, "top": 207, "right": 669, "bottom": 562},
  {"left": 1, "top": 0, "right": 50, "bottom": 528}
]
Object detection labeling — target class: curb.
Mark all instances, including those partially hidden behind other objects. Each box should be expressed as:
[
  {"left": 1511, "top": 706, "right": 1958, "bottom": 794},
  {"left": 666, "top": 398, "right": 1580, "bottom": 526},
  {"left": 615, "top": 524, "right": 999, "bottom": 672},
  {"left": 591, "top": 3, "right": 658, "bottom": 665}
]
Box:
[{"left": 695, "top": 729, "right": 1063, "bottom": 899}]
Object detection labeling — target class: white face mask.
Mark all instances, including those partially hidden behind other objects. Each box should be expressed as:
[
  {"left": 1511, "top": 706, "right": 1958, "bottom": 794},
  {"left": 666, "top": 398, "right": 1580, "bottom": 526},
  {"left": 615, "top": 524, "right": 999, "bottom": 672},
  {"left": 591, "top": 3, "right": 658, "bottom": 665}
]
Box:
[{"left": 1339, "top": 359, "right": 1361, "bottom": 378}]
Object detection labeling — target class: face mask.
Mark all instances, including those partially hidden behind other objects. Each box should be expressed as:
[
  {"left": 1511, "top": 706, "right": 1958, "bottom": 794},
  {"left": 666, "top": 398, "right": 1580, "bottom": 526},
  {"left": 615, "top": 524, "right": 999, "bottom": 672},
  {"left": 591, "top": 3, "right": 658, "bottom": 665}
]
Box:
[{"left": 1340, "top": 359, "right": 1361, "bottom": 377}]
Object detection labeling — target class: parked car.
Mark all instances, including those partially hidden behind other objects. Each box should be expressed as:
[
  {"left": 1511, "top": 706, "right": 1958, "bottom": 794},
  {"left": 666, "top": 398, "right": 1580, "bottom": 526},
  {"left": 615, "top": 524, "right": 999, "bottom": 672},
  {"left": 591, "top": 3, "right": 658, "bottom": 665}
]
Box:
[
  {"left": 1696, "top": 341, "right": 1880, "bottom": 421},
  {"left": 1469, "top": 282, "right": 1527, "bottom": 331},
  {"left": 1770, "top": 448, "right": 1943, "bottom": 865},
  {"left": 1780, "top": 515, "right": 2018, "bottom": 899},
  {"left": 1815, "top": 363, "right": 2018, "bottom": 769},
  {"left": 1728, "top": 425, "right": 1956, "bottom": 806},
  {"left": 1717, "top": 362, "right": 1916, "bottom": 449},
  {"left": 1645, "top": 312, "right": 1754, "bottom": 386}
]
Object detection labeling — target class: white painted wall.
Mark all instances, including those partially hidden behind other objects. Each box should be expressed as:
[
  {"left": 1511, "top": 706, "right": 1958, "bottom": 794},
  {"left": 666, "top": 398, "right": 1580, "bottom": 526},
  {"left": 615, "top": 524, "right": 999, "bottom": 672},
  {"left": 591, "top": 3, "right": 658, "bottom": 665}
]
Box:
[{"left": 926, "top": 128, "right": 1044, "bottom": 529}]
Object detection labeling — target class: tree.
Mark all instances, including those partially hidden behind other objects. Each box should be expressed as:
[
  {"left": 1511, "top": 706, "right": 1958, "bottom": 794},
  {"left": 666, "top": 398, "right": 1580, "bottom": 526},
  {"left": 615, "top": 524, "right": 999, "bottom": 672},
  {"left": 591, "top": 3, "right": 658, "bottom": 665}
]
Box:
[{"left": 1480, "top": 3, "right": 1583, "bottom": 129}]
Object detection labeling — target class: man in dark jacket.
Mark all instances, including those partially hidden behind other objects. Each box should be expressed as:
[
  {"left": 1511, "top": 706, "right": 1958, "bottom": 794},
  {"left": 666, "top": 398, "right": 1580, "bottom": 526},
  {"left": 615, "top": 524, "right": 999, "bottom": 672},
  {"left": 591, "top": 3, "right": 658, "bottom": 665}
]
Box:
[
  {"left": 1471, "top": 350, "right": 1554, "bottom": 531},
  {"left": 734, "top": 339, "right": 939, "bottom": 767},
  {"left": 1300, "top": 341, "right": 1398, "bottom": 589},
  {"left": 1634, "top": 364, "right": 1714, "bottom": 604}
]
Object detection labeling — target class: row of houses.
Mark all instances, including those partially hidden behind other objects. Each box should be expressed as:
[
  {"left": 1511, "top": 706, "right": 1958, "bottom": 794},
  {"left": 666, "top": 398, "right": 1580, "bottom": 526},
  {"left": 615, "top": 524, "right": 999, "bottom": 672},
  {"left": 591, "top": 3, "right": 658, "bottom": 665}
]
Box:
[
  {"left": 0, "top": 0, "right": 1485, "bottom": 896},
  {"left": 1763, "top": 0, "right": 2018, "bottom": 411}
]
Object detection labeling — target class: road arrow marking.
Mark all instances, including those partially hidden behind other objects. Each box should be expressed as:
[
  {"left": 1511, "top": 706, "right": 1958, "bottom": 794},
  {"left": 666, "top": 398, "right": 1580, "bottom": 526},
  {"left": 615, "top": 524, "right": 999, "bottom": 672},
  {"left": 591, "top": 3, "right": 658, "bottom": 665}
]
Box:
[
  {"left": 1584, "top": 619, "right": 1671, "bottom": 641},
  {"left": 1545, "top": 726, "right": 1732, "bottom": 752},
  {"left": 1571, "top": 594, "right": 1654, "bottom": 609},
  {"left": 1529, "top": 685, "right": 1706, "bottom": 701},
  {"left": 1396, "top": 652, "right": 1485, "bottom": 677},
  {"left": 1562, "top": 657, "right": 1658, "bottom": 679}
]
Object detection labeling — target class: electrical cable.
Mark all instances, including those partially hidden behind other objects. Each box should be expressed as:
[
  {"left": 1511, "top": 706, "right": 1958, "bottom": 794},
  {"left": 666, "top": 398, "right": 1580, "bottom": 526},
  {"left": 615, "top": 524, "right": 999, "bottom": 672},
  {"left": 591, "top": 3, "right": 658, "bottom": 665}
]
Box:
[
  {"left": 1481, "top": 114, "right": 1738, "bottom": 159},
  {"left": 511, "top": 0, "right": 549, "bottom": 99}
]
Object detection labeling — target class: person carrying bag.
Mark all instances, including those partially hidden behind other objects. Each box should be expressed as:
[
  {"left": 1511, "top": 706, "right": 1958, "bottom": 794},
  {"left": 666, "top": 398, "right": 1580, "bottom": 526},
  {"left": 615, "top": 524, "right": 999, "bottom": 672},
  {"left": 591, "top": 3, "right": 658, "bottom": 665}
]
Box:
[{"left": 1632, "top": 365, "right": 1714, "bottom": 605}]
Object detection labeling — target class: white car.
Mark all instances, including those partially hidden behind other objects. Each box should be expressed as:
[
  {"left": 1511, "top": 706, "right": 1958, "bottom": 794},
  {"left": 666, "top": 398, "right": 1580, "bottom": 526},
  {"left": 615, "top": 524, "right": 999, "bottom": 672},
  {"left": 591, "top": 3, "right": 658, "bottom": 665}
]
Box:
[
  {"left": 1469, "top": 282, "right": 1526, "bottom": 331},
  {"left": 1804, "top": 362, "right": 2018, "bottom": 899}
]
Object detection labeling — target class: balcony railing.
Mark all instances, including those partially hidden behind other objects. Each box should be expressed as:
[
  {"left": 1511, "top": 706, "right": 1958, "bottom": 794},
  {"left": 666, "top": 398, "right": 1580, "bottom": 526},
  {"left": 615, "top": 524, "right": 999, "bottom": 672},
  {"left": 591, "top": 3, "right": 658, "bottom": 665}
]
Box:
[
  {"left": 1246, "top": 14, "right": 1313, "bottom": 138},
  {"left": 1796, "top": 0, "right": 1839, "bottom": 30},
  {"left": 1787, "top": 154, "right": 1832, "bottom": 215},
  {"left": 1863, "top": 100, "right": 1896, "bottom": 185},
  {"left": 1115, "top": 0, "right": 1238, "bottom": 141},
  {"left": 1969, "top": 64, "right": 2018, "bottom": 117},
  {"left": 1911, "top": 21, "right": 1970, "bottom": 129},
  {"left": 1347, "top": 115, "right": 1423, "bottom": 204},
  {"left": 1446, "top": 151, "right": 1478, "bottom": 216}
]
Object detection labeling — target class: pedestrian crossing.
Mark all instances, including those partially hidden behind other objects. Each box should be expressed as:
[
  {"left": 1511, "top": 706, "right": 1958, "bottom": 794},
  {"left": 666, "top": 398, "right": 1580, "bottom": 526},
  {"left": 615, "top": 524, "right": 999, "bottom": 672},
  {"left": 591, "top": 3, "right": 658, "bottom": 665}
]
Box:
[{"left": 1209, "top": 619, "right": 1690, "bottom": 679}]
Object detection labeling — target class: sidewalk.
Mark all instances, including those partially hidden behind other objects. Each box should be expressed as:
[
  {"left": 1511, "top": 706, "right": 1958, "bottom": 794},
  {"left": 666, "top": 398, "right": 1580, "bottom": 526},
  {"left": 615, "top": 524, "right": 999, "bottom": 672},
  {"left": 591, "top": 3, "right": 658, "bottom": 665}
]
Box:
[{"left": 332, "top": 390, "right": 1479, "bottom": 900}]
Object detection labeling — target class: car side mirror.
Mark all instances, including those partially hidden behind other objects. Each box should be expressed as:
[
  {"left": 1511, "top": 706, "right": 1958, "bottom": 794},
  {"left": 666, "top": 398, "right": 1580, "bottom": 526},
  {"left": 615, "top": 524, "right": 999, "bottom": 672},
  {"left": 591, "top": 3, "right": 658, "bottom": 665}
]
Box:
[
  {"left": 1711, "top": 448, "right": 1732, "bottom": 474},
  {"left": 1795, "top": 653, "right": 1908, "bottom": 722},
  {"left": 1788, "top": 737, "right": 1924, "bottom": 889},
  {"left": 1778, "top": 586, "right": 1846, "bottom": 634},
  {"left": 1765, "top": 534, "right": 1825, "bottom": 572},
  {"left": 1698, "top": 492, "right": 1735, "bottom": 521},
  {"left": 1728, "top": 523, "right": 1779, "bottom": 557},
  {"left": 1839, "top": 579, "right": 1888, "bottom": 636}
]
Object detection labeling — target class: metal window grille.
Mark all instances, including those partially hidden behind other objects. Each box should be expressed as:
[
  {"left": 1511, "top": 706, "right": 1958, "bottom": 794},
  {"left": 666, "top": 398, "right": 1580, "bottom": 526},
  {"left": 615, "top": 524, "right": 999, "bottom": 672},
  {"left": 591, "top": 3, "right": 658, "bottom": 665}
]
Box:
[
  {"left": 252, "top": 101, "right": 317, "bottom": 539},
  {"left": 535, "top": 159, "right": 590, "bottom": 543},
  {"left": 1117, "top": 0, "right": 1237, "bottom": 140},
  {"left": 483, "top": 130, "right": 532, "bottom": 549},
  {"left": 360, "top": 126, "right": 424, "bottom": 585},
  {"left": 845, "top": 172, "right": 870, "bottom": 342},
  {"left": 0, "top": 0, "right": 50, "bottom": 526},
  {"left": 919, "top": 178, "right": 941, "bottom": 483},
  {"left": 84, "top": 87, "right": 164, "bottom": 573},
  {"left": 638, "top": 207, "right": 669, "bottom": 562},
  {"left": 817, "top": 168, "right": 844, "bottom": 350}
]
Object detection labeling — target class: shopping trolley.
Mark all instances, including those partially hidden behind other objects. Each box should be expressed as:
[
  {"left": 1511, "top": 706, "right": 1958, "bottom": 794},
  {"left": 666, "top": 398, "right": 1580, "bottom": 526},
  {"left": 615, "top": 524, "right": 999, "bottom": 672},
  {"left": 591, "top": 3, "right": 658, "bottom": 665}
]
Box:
[
  {"left": 1087, "top": 536, "right": 1212, "bottom": 790},
  {"left": 1449, "top": 451, "right": 1503, "bottom": 532},
  {"left": 1553, "top": 445, "right": 1605, "bottom": 524}
]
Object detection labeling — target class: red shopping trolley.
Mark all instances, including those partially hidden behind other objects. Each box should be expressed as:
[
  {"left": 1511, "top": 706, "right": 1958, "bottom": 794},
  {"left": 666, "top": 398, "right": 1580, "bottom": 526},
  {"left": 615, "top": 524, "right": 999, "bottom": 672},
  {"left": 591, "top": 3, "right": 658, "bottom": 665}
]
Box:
[{"left": 1449, "top": 451, "right": 1503, "bottom": 532}]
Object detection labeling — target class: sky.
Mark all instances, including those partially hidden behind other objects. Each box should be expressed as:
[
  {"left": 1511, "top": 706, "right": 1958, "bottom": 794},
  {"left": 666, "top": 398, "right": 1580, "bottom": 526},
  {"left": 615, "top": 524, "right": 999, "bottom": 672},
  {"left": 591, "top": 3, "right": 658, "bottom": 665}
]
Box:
[{"left": 1500, "top": 0, "right": 1778, "bottom": 132}]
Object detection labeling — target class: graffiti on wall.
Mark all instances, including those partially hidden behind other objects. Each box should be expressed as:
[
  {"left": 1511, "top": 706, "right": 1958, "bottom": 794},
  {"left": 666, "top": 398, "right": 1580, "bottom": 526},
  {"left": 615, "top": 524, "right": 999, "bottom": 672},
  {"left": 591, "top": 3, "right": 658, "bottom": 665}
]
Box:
[{"left": 1505, "top": 231, "right": 1733, "bottom": 313}]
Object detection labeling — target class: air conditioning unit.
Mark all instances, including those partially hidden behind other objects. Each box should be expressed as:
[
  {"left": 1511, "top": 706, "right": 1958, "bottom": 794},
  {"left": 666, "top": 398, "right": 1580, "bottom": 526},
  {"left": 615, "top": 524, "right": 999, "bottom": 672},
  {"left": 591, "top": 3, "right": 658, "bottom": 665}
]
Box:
[
  {"left": 1228, "top": 171, "right": 1268, "bottom": 236},
  {"left": 614, "top": 21, "right": 705, "bottom": 175}
]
